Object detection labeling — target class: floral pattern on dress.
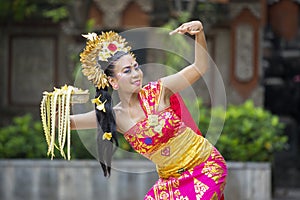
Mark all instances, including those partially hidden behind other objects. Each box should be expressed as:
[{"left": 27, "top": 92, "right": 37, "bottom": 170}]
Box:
[{"left": 123, "top": 81, "right": 227, "bottom": 200}]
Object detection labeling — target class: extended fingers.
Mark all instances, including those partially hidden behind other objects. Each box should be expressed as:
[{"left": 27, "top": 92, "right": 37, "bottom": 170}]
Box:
[{"left": 169, "top": 24, "right": 188, "bottom": 35}]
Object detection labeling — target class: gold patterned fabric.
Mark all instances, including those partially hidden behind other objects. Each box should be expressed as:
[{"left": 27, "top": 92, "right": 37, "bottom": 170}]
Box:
[
  {"left": 151, "top": 127, "right": 213, "bottom": 179},
  {"left": 124, "top": 80, "right": 227, "bottom": 199}
]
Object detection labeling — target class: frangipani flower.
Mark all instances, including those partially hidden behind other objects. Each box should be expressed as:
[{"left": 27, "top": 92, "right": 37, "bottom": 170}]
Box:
[
  {"left": 102, "top": 132, "right": 112, "bottom": 141},
  {"left": 82, "top": 33, "right": 97, "bottom": 41},
  {"left": 91, "top": 95, "right": 107, "bottom": 112}
]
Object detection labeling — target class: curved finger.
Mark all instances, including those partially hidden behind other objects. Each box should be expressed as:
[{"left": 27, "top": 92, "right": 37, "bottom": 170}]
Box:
[{"left": 189, "top": 30, "right": 201, "bottom": 35}]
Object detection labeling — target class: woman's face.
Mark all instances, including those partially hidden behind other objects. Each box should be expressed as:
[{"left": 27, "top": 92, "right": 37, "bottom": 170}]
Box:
[{"left": 112, "top": 54, "right": 143, "bottom": 93}]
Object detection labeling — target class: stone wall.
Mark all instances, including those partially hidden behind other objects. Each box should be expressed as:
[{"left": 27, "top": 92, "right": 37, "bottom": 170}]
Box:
[
  {"left": 0, "top": 160, "right": 271, "bottom": 200},
  {"left": 0, "top": 24, "right": 77, "bottom": 125}
]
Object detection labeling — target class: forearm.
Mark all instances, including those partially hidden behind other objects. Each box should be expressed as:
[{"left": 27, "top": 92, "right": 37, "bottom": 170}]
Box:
[
  {"left": 193, "top": 30, "right": 208, "bottom": 76},
  {"left": 70, "top": 110, "right": 97, "bottom": 130},
  {"left": 174, "top": 30, "right": 208, "bottom": 86},
  {"left": 161, "top": 20, "right": 209, "bottom": 93}
]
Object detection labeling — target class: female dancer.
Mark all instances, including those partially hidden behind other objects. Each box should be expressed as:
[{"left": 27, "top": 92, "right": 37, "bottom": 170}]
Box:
[{"left": 72, "top": 20, "right": 227, "bottom": 200}]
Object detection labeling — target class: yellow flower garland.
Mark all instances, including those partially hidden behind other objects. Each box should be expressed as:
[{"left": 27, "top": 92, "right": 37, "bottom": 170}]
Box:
[{"left": 40, "top": 85, "right": 89, "bottom": 160}]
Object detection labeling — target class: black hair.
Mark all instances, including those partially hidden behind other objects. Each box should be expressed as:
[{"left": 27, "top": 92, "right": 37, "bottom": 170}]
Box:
[{"left": 95, "top": 51, "right": 128, "bottom": 177}]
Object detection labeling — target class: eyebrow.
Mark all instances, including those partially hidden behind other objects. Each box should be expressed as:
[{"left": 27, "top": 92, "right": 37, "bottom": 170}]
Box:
[
  {"left": 121, "top": 66, "right": 131, "bottom": 71},
  {"left": 121, "top": 62, "right": 138, "bottom": 70}
]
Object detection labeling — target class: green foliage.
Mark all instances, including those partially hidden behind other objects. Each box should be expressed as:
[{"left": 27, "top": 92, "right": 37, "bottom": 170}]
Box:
[
  {"left": 0, "top": 0, "right": 36, "bottom": 22},
  {"left": 85, "top": 18, "right": 96, "bottom": 32},
  {"left": 197, "top": 100, "right": 288, "bottom": 162},
  {"left": 70, "top": 130, "right": 94, "bottom": 159},
  {"left": 43, "top": 6, "right": 69, "bottom": 23},
  {"left": 0, "top": 0, "right": 71, "bottom": 22},
  {"left": 0, "top": 114, "right": 93, "bottom": 159},
  {"left": 0, "top": 114, "right": 47, "bottom": 158}
]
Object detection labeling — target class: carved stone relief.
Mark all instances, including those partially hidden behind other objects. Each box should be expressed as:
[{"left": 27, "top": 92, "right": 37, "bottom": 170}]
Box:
[
  {"left": 230, "top": 3, "right": 261, "bottom": 19},
  {"left": 93, "top": 0, "right": 153, "bottom": 28},
  {"left": 235, "top": 24, "right": 254, "bottom": 82}
]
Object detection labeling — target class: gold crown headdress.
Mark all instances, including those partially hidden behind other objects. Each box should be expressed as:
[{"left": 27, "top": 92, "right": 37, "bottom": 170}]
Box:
[{"left": 80, "top": 31, "right": 132, "bottom": 89}]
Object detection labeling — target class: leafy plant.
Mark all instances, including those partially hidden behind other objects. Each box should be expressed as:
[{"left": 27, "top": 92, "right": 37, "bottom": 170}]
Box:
[
  {"left": 43, "top": 6, "right": 69, "bottom": 23},
  {"left": 0, "top": 0, "right": 71, "bottom": 22},
  {"left": 0, "top": 114, "right": 47, "bottom": 158},
  {"left": 0, "top": 114, "right": 93, "bottom": 159},
  {"left": 197, "top": 100, "right": 288, "bottom": 162}
]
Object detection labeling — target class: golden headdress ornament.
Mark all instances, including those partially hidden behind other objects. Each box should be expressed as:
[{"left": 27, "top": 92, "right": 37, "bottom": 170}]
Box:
[{"left": 80, "top": 31, "right": 132, "bottom": 89}]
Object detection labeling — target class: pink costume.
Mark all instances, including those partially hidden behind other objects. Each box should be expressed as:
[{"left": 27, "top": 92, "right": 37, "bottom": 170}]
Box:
[{"left": 124, "top": 80, "right": 227, "bottom": 200}]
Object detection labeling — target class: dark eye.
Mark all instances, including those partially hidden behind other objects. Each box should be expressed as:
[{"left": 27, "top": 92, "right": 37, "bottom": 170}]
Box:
[{"left": 123, "top": 68, "right": 131, "bottom": 74}]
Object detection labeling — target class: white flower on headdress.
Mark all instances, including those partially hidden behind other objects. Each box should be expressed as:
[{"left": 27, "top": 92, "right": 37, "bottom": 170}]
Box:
[
  {"left": 99, "top": 41, "right": 126, "bottom": 61},
  {"left": 82, "top": 33, "right": 97, "bottom": 41}
]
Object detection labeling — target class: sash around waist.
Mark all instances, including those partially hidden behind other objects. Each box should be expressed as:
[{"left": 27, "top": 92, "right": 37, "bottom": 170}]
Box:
[{"left": 148, "top": 127, "right": 213, "bottom": 179}]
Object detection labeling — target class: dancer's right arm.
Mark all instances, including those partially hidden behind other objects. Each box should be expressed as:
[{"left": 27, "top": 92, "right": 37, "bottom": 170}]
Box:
[{"left": 70, "top": 110, "right": 97, "bottom": 130}]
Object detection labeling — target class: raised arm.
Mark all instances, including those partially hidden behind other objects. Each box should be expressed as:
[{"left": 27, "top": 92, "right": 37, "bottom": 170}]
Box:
[
  {"left": 70, "top": 110, "right": 97, "bottom": 130},
  {"left": 161, "top": 20, "right": 208, "bottom": 95}
]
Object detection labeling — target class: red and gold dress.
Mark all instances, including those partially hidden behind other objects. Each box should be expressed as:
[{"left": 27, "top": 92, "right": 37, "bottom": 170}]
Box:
[{"left": 124, "top": 80, "right": 227, "bottom": 200}]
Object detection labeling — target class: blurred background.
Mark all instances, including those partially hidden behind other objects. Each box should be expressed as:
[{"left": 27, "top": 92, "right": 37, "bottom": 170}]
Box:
[{"left": 0, "top": 0, "right": 299, "bottom": 199}]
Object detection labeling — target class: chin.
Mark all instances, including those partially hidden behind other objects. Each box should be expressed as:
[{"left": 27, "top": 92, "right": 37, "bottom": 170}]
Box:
[{"left": 132, "top": 86, "right": 142, "bottom": 93}]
